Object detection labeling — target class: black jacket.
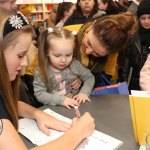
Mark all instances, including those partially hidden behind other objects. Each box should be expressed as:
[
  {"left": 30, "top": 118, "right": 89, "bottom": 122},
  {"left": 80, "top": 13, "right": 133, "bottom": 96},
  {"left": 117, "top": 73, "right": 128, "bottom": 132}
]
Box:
[
  {"left": 64, "top": 15, "right": 89, "bottom": 26},
  {"left": 123, "top": 32, "right": 142, "bottom": 90}
]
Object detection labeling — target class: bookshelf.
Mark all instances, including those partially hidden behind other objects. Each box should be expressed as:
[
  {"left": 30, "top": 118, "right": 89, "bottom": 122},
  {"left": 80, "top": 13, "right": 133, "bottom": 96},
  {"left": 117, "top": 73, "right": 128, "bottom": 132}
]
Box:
[{"left": 16, "top": 0, "right": 59, "bottom": 22}]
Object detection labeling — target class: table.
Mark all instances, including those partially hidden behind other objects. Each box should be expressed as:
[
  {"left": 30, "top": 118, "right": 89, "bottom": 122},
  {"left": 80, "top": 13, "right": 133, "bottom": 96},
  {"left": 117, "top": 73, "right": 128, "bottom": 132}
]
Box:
[{"left": 21, "top": 95, "right": 139, "bottom": 150}]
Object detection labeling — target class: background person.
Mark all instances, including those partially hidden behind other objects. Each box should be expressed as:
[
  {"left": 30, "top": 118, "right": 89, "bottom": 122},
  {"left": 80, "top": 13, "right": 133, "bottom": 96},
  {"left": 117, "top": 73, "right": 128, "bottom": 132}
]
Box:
[
  {"left": 19, "top": 4, "right": 40, "bottom": 41},
  {"left": 97, "top": 0, "right": 123, "bottom": 15},
  {"left": 116, "top": 0, "right": 130, "bottom": 12},
  {"left": 76, "top": 12, "right": 136, "bottom": 87},
  {"left": 46, "top": 8, "right": 57, "bottom": 28},
  {"left": 0, "top": 0, "right": 17, "bottom": 12},
  {"left": 55, "top": 2, "right": 76, "bottom": 27},
  {"left": 64, "top": 0, "right": 101, "bottom": 26},
  {"left": 122, "top": 0, "right": 150, "bottom": 90}
]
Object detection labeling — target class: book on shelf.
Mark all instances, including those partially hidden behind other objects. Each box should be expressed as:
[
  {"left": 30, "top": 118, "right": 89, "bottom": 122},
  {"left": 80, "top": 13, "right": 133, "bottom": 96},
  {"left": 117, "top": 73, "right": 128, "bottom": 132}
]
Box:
[
  {"left": 37, "top": 5, "right": 43, "bottom": 11},
  {"left": 19, "top": 0, "right": 42, "bottom": 3},
  {"left": 36, "top": 13, "right": 43, "bottom": 20},
  {"left": 46, "top": 4, "right": 53, "bottom": 11},
  {"left": 28, "top": 4, "right": 43, "bottom": 12},
  {"left": 29, "top": 5, "right": 36, "bottom": 12}
]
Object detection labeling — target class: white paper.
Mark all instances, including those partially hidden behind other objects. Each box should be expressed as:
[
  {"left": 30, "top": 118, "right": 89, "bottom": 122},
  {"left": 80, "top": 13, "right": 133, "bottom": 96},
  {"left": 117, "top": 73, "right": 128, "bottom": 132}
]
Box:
[
  {"left": 139, "top": 145, "right": 146, "bottom": 150},
  {"left": 19, "top": 108, "right": 123, "bottom": 149},
  {"left": 131, "top": 90, "right": 150, "bottom": 97}
]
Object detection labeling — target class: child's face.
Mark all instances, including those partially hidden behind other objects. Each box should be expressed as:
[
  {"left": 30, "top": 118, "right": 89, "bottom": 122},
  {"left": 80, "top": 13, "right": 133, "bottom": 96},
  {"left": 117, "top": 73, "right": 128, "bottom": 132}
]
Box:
[
  {"left": 48, "top": 38, "right": 74, "bottom": 71},
  {"left": 140, "top": 14, "right": 150, "bottom": 30},
  {"left": 4, "top": 33, "right": 32, "bottom": 81}
]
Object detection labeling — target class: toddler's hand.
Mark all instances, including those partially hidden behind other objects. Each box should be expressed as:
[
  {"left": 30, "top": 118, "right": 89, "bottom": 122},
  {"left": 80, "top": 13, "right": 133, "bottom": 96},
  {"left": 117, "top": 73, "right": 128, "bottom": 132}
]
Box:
[
  {"left": 63, "top": 97, "right": 79, "bottom": 109},
  {"left": 73, "top": 93, "right": 91, "bottom": 104}
]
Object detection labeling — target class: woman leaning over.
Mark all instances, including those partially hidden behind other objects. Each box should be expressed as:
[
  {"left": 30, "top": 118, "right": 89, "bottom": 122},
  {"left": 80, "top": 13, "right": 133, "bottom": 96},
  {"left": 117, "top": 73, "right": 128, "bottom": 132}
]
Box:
[
  {"left": 76, "top": 12, "right": 136, "bottom": 87},
  {"left": 0, "top": 8, "right": 95, "bottom": 150}
]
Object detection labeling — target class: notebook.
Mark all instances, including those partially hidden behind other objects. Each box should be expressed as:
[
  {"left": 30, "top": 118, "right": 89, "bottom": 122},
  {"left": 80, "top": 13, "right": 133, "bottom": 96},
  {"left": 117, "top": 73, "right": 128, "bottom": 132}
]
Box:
[
  {"left": 19, "top": 108, "right": 123, "bottom": 150},
  {"left": 130, "top": 90, "right": 150, "bottom": 146}
]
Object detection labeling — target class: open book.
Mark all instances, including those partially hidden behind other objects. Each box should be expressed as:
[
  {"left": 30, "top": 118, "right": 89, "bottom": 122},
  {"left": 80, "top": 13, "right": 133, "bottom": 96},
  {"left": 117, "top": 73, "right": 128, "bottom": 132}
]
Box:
[
  {"left": 130, "top": 90, "right": 150, "bottom": 150},
  {"left": 19, "top": 108, "right": 123, "bottom": 150}
]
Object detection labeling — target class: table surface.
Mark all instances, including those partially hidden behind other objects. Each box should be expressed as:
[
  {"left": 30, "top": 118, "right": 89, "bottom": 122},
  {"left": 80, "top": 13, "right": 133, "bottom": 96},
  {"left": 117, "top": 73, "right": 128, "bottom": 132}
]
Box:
[{"left": 21, "top": 94, "right": 140, "bottom": 150}]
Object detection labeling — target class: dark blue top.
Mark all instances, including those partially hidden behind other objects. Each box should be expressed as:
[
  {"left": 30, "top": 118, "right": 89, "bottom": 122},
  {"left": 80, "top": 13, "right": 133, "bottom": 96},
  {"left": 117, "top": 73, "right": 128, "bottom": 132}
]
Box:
[{"left": 0, "top": 92, "right": 11, "bottom": 121}]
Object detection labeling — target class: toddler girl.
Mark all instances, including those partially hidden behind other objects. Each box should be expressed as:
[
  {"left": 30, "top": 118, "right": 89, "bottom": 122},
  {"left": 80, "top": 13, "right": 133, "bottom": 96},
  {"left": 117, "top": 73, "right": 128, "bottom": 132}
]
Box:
[{"left": 33, "top": 27, "right": 95, "bottom": 109}]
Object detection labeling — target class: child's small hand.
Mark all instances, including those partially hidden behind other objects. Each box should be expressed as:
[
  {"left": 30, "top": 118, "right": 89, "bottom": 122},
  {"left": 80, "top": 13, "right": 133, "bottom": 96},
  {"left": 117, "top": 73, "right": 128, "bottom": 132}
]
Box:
[
  {"left": 73, "top": 93, "right": 91, "bottom": 104},
  {"left": 63, "top": 97, "right": 79, "bottom": 109}
]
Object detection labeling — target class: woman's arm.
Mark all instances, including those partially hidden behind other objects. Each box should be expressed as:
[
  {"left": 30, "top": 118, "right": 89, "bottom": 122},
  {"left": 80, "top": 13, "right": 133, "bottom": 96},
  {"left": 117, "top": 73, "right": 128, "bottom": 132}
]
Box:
[
  {"left": 0, "top": 112, "right": 95, "bottom": 150},
  {"left": 18, "top": 101, "right": 70, "bottom": 135},
  {"left": 33, "top": 112, "right": 94, "bottom": 150},
  {"left": 0, "top": 119, "right": 27, "bottom": 150}
]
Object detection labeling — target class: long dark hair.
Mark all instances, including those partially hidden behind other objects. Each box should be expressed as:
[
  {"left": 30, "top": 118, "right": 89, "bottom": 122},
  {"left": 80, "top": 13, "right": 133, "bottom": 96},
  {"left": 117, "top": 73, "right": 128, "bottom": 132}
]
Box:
[
  {"left": 55, "top": 2, "right": 74, "bottom": 25},
  {"left": 93, "top": 12, "right": 136, "bottom": 53}
]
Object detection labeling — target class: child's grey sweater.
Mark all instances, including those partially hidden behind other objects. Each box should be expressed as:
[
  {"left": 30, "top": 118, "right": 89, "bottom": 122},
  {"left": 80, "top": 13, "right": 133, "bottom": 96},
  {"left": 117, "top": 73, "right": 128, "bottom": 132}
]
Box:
[{"left": 33, "top": 59, "right": 95, "bottom": 106}]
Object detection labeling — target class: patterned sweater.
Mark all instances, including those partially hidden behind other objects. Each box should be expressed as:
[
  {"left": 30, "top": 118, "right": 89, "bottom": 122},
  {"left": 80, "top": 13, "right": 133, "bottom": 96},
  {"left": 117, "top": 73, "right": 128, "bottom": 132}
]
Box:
[{"left": 33, "top": 59, "right": 95, "bottom": 106}]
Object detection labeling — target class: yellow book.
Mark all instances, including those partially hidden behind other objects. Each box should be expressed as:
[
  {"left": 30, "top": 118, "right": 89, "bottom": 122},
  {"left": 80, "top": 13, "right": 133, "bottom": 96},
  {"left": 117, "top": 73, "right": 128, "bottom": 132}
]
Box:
[
  {"left": 129, "top": 90, "right": 150, "bottom": 145},
  {"left": 64, "top": 24, "right": 83, "bottom": 32}
]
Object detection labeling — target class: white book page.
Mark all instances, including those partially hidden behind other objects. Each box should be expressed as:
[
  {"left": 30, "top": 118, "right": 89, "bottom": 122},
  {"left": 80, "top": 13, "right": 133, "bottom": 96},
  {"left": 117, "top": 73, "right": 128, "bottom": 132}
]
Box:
[
  {"left": 139, "top": 145, "right": 146, "bottom": 150},
  {"left": 19, "top": 108, "right": 123, "bottom": 149},
  {"left": 131, "top": 90, "right": 150, "bottom": 97}
]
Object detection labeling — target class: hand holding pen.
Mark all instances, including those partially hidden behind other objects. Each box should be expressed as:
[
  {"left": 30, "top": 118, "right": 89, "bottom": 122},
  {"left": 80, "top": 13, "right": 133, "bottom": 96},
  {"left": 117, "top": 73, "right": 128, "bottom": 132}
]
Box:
[{"left": 72, "top": 112, "right": 95, "bottom": 139}]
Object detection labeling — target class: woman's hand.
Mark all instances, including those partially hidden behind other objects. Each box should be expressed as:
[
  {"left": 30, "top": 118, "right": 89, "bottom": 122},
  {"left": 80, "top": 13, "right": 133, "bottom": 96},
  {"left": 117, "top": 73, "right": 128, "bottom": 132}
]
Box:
[
  {"left": 73, "top": 93, "right": 91, "bottom": 103},
  {"left": 71, "top": 112, "right": 95, "bottom": 140},
  {"left": 34, "top": 110, "right": 71, "bottom": 136}
]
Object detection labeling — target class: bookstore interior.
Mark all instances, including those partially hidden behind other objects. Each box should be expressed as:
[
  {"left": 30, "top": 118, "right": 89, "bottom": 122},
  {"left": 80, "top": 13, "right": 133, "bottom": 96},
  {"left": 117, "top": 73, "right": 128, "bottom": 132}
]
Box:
[{"left": 16, "top": 0, "right": 77, "bottom": 29}]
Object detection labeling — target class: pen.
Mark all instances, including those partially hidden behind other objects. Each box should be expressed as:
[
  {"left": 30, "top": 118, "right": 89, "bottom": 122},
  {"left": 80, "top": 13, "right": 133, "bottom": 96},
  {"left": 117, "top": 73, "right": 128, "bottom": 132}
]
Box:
[{"left": 74, "top": 106, "right": 81, "bottom": 118}]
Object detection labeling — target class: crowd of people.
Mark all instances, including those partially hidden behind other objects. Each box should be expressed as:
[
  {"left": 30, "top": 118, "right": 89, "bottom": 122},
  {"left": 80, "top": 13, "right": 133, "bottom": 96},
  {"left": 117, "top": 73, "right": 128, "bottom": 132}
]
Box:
[{"left": 0, "top": 0, "right": 150, "bottom": 149}]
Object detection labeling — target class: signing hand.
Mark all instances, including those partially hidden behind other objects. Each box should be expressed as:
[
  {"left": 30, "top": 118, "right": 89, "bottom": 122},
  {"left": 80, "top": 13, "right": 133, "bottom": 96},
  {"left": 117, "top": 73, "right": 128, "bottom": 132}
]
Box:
[{"left": 72, "top": 112, "right": 95, "bottom": 139}]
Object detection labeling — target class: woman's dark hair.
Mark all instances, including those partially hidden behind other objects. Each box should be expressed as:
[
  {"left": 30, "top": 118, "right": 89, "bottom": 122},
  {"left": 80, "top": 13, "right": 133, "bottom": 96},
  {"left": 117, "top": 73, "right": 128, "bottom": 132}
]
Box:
[
  {"left": 101, "top": 0, "right": 122, "bottom": 15},
  {"left": 93, "top": 12, "right": 136, "bottom": 53},
  {"left": 55, "top": 2, "right": 74, "bottom": 25}
]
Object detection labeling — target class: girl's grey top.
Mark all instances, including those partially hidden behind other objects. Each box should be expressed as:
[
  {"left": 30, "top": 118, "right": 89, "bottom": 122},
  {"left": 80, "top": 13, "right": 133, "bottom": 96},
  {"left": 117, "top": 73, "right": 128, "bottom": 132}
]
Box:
[{"left": 33, "top": 59, "right": 95, "bottom": 106}]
